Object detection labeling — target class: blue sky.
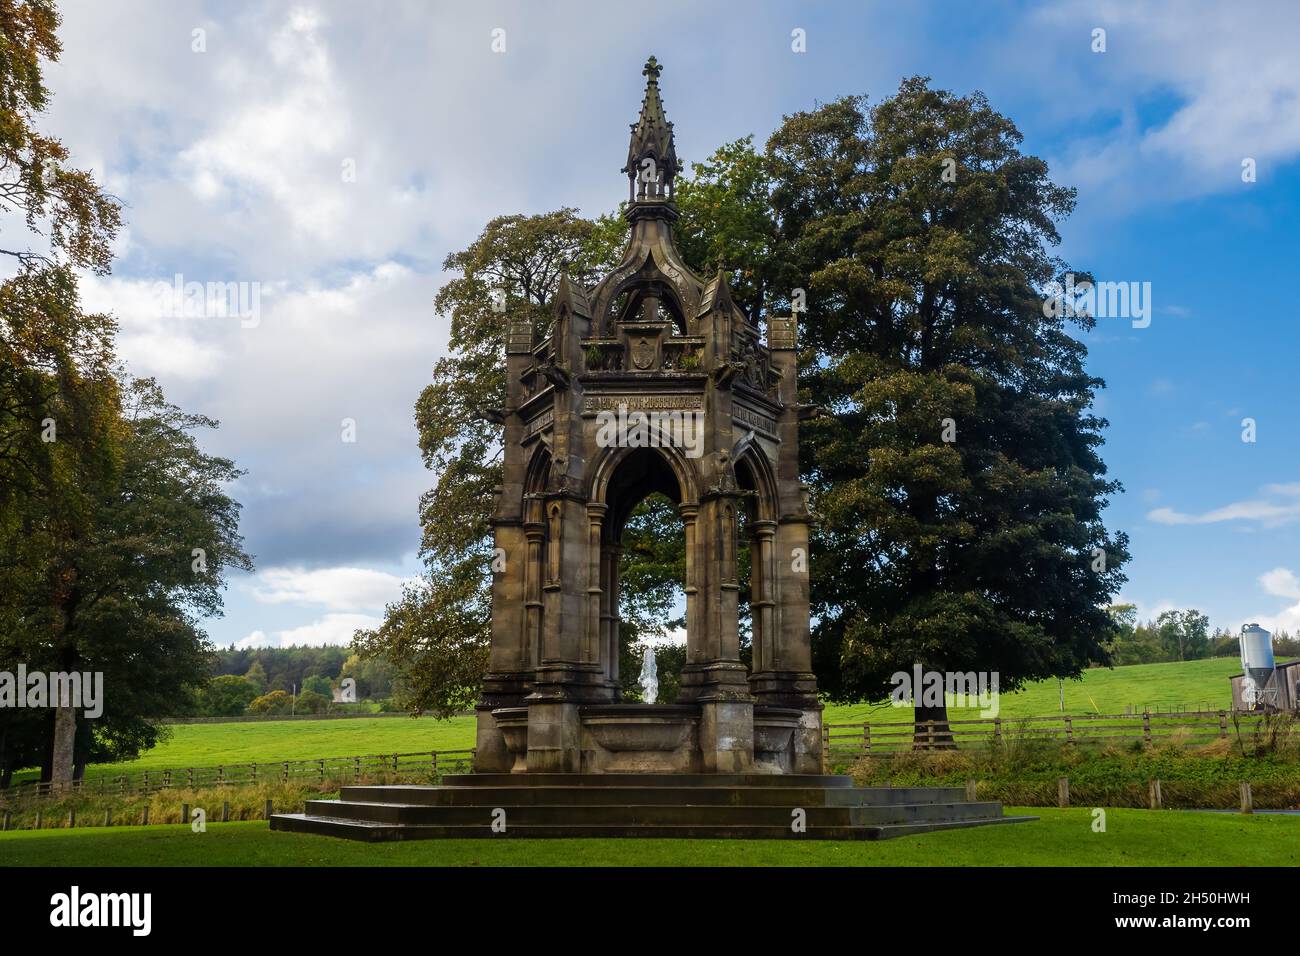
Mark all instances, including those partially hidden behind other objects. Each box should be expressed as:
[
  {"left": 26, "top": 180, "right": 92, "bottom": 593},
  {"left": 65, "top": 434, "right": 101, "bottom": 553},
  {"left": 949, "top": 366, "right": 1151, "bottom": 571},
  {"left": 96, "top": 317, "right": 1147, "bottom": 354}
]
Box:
[{"left": 38, "top": 0, "right": 1300, "bottom": 646}]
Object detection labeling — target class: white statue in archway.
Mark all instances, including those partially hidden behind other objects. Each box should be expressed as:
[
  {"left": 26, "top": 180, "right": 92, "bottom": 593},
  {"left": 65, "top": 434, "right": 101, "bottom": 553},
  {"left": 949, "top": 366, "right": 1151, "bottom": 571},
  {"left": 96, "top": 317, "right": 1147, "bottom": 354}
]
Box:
[{"left": 639, "top": 647, "right": 659, "bottom": 704}]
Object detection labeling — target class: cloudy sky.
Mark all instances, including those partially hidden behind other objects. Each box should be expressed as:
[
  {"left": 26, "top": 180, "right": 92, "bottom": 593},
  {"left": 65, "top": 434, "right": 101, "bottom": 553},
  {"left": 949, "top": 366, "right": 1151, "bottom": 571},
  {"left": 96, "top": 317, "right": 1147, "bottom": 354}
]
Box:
[{"left": 39, "top": 0, "right": 1300, "bottom": 647}]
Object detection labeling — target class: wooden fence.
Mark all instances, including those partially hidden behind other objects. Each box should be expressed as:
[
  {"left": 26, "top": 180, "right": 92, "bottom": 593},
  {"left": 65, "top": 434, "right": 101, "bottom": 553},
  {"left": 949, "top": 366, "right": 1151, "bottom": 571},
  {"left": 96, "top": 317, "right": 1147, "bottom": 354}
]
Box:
[
  {"left": 822, "top": 710, "right": 1277, "bottom": 759},
  {"left": 0, "top": 748, "right": 476, "bottom": 806}
]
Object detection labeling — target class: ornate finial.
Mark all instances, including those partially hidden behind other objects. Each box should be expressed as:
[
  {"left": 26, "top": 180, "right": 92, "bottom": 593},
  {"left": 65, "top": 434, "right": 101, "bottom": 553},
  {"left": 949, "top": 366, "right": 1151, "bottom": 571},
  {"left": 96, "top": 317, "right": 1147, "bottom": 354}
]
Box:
[{"left": 623, "top": 55, "right": 679, "bottom": 202}]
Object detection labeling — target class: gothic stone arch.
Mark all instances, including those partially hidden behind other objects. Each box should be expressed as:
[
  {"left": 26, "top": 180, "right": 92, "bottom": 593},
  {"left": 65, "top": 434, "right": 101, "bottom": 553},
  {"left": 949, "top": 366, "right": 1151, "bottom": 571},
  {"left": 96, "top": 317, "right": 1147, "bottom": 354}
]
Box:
[{"left": 474, "top": 57, "right": 821, "bottom": 775}]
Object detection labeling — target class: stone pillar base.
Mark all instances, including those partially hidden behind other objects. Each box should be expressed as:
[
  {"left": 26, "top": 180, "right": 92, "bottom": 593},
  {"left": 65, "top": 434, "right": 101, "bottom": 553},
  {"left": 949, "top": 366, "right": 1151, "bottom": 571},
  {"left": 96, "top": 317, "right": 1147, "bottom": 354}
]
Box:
[
  {"left": 698, "top": 696, "right": 755, "bottom": 773},
  {"left": 525, "top": 700, "right": 581, "bottom": 772},
  {"left": 793, "top": 705, "right": 824, "bottom": 774},
  {"left": 473, "top": 707, "right": 512, "bottom": 773}
]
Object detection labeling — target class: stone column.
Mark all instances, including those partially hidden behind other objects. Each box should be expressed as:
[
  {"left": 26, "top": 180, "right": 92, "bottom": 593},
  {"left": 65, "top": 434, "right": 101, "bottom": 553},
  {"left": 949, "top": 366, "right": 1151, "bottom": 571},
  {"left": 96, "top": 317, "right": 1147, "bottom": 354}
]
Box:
[
  {"left": 585, "top": 503, "right": 606, "bottom": 668},
  {"left": 751, "top": 519, "right": 777, "bottom": 672},
  {"left": 694, "top": 492, "right": 754, "bottom": 772},
  {"left": 605, "top": 544, "right": 622, "bottom": 688}
]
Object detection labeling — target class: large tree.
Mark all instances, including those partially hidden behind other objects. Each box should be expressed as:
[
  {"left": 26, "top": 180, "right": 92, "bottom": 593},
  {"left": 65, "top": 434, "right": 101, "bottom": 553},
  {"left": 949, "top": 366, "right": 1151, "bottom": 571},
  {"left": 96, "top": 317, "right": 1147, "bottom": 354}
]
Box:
[
  {"left": 0, "top": 0, "right": 124, "bottom": 787},
  {"left": 0, "top": 3, "right": 251, "bottom": 786},
  {"left": 764, "top": 79, "right": 1128, "bottom": 738},
  {"left": 1, "top": 376, "right": 253, "bottom": 785}
]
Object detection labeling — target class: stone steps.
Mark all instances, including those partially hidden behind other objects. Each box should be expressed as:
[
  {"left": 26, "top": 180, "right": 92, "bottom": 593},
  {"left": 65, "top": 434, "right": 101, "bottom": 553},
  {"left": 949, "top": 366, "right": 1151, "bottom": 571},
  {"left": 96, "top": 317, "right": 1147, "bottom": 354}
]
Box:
[
  {"left": 304, "top": 798, "right": 1005, "bottom": 827},
  {"left": 270, "top": 773, "right": 1034, "bottom": 842},
  {"left": 271, "top": 812, "right": 1037, "bottom": 842},
  {"left": 337, "top": 784, "right": 968, "bottom": 808}
]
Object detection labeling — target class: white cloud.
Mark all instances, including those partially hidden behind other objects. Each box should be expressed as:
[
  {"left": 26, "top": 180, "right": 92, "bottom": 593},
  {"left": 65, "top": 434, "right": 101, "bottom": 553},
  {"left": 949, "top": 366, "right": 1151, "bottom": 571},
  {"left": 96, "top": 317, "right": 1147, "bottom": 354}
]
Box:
[
  {"left": 1148, "top": 483, "right": 1300, "bottom": 527},
  {"left": 269, "top": 612, "right": 383, "bottom": 647},
  {"left": 1028, "top": 1, "right": 1300, "bottom": 207},
  {"left": 235, "top": 613, "right": 382, "bottom": 649},
  {"left": 235, "top": 629, "right": 269, "bottom": 650},
  {"left": 1260, "top": 567, "right": 1300, "bottom": 600},
  {"left": 250, "top": 566, "right": 409, "bottom": 612},
  {"left": 1248, "top": 567, "right": 1300, "bottom": 635}
]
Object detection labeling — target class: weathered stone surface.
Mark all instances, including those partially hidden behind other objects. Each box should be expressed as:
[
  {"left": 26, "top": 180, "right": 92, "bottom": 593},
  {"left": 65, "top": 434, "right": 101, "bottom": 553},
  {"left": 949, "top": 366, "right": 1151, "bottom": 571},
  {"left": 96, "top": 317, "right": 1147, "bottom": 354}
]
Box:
[
  {"left": 474, "top": 57, "right": 820, "bottom": 776},
  {"left": 270, "top": 774, "right": 1037, "bottom": 840}
]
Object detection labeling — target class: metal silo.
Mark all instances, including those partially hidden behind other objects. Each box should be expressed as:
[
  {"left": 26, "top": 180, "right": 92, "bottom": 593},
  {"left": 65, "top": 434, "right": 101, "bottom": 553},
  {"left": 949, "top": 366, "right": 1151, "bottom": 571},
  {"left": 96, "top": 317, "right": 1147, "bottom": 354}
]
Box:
[{"left": 1239, "top": 623, "right": 1277, "bottom": 709}]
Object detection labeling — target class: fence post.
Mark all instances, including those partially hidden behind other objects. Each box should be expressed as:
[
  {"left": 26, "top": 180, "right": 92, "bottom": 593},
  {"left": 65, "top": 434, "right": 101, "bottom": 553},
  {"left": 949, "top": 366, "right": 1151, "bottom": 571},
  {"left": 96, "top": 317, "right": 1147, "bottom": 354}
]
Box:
[
  {"left": 187, "top": 768, "right": 193, "bottom": 788},
  {"left": 1148, "top": 779, "right": 1162, "bottom": 810},
  {"left": 1240, "top": 781, "right": 1253, "bottom": 814},
  {"left": 1064, "top": 716, "right": 1073, "bottom": 745},
  {"left": 356, "top": 756, "right": 362, "bottom": 782},
  {"left": 392, "top": 754, "right": 399, "bottom": 773},
  {"left": 35, "top": 810, "right": 42, "bottom": 829},
  {"left": 1057, "top": 776, "right": 1070, "bottom": 808},
  {"left": 1219, "top": 711, "right": 1228, "bottom": 739},
  {"left": 67, "top": 809, "right": 75, "bottom": 828},
  {"left": 164, "top": 770, "right": 171, "bottom": 788},
  {"left": 822, "top": 725, "right": 831, "bottom": 761},
  {"left": 221, "top": 801, "right": 230, "bottom": 823},
  {"left": 141, "top": 806, "right": 149, "bottom": 826},
  {"left": 282, "top": 762, "right": 289, "bottom": 783},
  {"left": 265, "top": 799, "right": 273, "bottom": 820},
  {"left": 217, "top": 765, "right": 224, "bottom": 785},
  {"left": 863, "top": 723, "right": 871, "bottom": 755},
  {"left": 251, "top": 763, "right": 257, "bottom": 785},
  {"left": 143, "top": 770, "right": 150, "bottom": 792},
  {"left": 965, "top": 778, "right": 977, "bottom": 802},
  {"left": 318, "top": 759, "right": 325, "bottom": 780},
  {"left": 1142, "top": 712, "right": 1151, "bottom": 744},
  {"left": 182, "top": 803, "right": 190, "bottom": 824},
  {"left": 994, "top": 717, "right": 1002, "bottom": 744},
  {"left": 1, "top": 810, "right": 10, "bottom": 831},
  {"left": 103, "top": 809, "right": 111, "bottom": 827}
]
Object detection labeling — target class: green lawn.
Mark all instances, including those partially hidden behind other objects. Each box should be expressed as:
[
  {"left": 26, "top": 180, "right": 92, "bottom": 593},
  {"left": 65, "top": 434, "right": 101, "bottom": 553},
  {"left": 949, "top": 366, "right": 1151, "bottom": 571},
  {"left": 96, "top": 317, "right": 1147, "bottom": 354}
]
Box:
[
  {"left": 81, "top": 715, "right": 477, "bottom": 776},
  {"left": 821, "top": 656, "right": 1274, "bottom": 724},
  {"left": 1, "top": 808, "right": 1296, "bottom": 866},
  {"left": 34, "top": 657, "right": 1276, "bottom": 782}
]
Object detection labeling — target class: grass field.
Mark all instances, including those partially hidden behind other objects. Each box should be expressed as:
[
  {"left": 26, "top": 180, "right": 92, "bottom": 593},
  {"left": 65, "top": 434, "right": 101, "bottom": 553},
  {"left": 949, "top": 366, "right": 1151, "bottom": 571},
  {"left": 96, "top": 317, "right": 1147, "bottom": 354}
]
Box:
[
  {"left": 88, "top": 715, "right": 478, "bottom": 774},
  {"left": 821, "top": 656, "right": 1278, "bottom": 724},
  {"left": 1, "top": 808, "right": 1297, "bottom": 866},
  {"left": 30, "top": 657, "right": 1280, "bottom": 781}
]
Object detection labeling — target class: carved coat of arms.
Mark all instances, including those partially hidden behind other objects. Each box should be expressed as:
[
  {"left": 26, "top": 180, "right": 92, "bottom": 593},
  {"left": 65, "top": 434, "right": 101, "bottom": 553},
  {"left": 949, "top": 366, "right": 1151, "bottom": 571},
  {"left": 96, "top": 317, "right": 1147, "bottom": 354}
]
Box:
[{"left": 631, "top": 336, "right": 655, "bottom": 370}]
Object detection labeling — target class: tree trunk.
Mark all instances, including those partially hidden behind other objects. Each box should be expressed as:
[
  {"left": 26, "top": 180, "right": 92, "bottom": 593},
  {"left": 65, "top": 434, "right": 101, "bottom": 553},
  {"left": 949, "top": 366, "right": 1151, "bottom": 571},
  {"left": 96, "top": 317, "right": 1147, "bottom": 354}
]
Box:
[
  {"left": 50, "top": 704, "right": 77, "bottom": 792},
  {"left": 913, "top": 701, "right": 956, "bottom": 750}
]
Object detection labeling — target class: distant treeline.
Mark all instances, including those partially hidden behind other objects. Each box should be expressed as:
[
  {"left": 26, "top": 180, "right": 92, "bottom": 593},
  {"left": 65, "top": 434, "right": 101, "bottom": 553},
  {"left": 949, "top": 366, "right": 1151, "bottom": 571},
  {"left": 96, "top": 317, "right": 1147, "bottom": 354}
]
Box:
[
  {"left": 1105, "top": 606, "right": 1298, "bottom": 666},
  {"left": 189, "top": 646, "right": 404, "bottom": 718}
]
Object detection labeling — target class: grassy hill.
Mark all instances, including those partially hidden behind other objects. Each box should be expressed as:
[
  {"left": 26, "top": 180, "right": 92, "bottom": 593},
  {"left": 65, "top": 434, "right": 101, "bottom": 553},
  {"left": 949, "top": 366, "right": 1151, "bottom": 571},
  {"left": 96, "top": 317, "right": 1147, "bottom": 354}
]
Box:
[
  {"left": 820, "top": 655, "right": 1279, "bottom": 724},
  {"left": 57, "top": 656, "right": 1275, "bottom": 779}
]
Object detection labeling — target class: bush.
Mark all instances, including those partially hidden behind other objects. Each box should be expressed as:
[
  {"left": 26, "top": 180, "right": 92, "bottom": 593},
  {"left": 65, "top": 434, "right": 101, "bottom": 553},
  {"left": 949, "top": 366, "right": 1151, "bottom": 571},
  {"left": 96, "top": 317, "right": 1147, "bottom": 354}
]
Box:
[
  {"left": 246, "top": 690, "right": 293, "bottom": 716},
  {"left": 196, "top": 675, "right": 259, "bottom": 717}
]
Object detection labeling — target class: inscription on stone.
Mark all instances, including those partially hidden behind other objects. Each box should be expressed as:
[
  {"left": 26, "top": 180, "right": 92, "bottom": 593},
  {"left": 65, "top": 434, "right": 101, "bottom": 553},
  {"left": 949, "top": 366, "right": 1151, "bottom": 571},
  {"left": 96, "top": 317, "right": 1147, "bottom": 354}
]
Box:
[
  {"left": 526, "top": 409, "right": 554, "bottom": 435},
  {"left": 582, "top": 394, "right": 703, "bottom": 414},
  {"left": 733, "top": 404, "right": 777, "bottom": 436}
]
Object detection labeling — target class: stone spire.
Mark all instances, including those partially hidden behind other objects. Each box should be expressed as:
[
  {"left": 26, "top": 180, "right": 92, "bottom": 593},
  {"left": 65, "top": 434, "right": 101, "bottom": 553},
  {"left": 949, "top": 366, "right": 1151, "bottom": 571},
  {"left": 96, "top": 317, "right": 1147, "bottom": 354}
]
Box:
[{"left": 622, "top": 55, "right": 680, "bottom": 201}]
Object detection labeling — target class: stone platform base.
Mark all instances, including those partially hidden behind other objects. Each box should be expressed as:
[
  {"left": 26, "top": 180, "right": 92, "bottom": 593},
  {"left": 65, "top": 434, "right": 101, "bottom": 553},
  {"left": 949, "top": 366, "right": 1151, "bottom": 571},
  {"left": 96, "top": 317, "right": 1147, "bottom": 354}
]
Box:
[{"left": 269, "top": 773, "right": 1035, "bottom": 841}]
